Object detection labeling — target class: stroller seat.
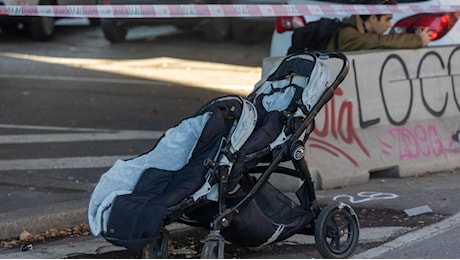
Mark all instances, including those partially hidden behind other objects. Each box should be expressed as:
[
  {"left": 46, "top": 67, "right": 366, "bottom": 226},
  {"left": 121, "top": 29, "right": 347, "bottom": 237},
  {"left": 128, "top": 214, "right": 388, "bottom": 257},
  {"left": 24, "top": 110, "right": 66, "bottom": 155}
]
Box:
[{"left": 88, "top": 96, "right": 257, "bottom": 249}]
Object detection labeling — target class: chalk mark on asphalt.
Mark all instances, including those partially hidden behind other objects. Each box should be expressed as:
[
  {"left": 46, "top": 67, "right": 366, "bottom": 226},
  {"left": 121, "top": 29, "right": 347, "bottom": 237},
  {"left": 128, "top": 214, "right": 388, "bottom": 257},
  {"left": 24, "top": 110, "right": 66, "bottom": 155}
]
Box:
[{"left": 333, "top": 191, "right": 399, "bottom": 204}]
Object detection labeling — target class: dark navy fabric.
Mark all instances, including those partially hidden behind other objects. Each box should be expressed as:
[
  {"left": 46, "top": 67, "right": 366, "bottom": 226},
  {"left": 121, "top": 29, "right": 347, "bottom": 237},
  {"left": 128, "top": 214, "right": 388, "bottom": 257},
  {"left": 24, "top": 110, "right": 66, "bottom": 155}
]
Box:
[
  {"left": 221, "top": 181, "right": 313, "bottom": 247},
  {"left": 227, "top": 111, "right": 283, "bottom": 190},
  {"left": 103, "top": 107, "right": 230, "bottom": 249}
]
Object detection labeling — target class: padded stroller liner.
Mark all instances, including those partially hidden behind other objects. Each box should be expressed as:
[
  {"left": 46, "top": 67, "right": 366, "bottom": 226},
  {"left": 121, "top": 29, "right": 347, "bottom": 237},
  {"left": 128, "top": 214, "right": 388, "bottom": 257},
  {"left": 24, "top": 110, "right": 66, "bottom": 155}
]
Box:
[
  {"left": 100, "top": 104, "right": 235, "bottom": 249},
  {"left": 227, "top": 110, "right": 284, "bottom": 190},
  {"left": 87, "top": 112, "right": 213, "bottom": 236},
  {"left": 252, "top": 53, "right": 330, "bottom": 114},
  {"left": 103, "top": 154, "right": 215, "bottom": 248}
]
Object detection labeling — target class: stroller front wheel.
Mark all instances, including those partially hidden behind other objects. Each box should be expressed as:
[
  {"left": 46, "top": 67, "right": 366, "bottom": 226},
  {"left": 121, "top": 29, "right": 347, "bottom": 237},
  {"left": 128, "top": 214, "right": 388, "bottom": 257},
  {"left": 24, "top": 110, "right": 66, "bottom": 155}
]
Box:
[
  {"left": 142, "top": 228, "right": 169, "bottom": 259},
  {"left": 314, "top": 202, "right": 360, "bottom": 259},
  {"left": 201, "top": 231, "right": 225, "bottom": 259}
]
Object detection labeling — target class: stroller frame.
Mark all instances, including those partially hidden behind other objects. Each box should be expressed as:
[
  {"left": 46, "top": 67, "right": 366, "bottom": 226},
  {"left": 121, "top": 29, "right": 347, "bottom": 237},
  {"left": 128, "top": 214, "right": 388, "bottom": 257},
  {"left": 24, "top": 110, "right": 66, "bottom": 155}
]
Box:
[{"left": 141, "top": 51, "right": 360, "bottom": 259}]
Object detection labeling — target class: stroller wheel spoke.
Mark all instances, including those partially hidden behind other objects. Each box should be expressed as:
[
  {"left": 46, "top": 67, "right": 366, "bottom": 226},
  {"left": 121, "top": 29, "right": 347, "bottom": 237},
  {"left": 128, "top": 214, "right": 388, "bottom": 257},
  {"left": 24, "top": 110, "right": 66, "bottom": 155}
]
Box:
[
  {"left": 326, "top": 225, "right": 338, "bottom": 238},
  {"left": 331, "top": 236, "right": 341, "bottom": 250}
]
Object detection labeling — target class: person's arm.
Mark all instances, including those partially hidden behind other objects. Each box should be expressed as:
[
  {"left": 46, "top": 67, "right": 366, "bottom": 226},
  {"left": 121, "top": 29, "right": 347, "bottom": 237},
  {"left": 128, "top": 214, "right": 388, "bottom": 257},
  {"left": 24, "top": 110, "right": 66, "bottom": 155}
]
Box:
[
  {"left": 415, "top": 27, "right": 431, "bottom": 47},
  {"left": 336, "top": 27, "right": 426, "bottom": 51}
]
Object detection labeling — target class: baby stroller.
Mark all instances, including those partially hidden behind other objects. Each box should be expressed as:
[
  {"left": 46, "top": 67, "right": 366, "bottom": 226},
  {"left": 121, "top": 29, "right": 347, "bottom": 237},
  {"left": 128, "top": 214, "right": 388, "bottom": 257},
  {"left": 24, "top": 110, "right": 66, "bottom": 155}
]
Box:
[{"left": 88, "top": 51, "right": 360, "bottom": 259}]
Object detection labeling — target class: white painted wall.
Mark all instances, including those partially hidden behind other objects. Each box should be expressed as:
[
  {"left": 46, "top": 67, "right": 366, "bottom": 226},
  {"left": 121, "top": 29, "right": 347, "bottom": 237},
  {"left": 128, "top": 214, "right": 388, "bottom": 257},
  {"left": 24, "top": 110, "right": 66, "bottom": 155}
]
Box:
[{"left": 264, "top": 46, "right": 460, "bottom": 189}]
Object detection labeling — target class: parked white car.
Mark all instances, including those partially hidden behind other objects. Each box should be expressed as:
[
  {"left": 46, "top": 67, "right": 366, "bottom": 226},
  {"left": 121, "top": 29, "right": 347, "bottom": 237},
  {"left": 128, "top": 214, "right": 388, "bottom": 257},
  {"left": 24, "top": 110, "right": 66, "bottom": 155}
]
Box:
[
  {"left": 0, "top": 0, "right": 97, "bottom": 41},
  {"left": 270, "top": 0, "right": 460, "bottom": 56}
]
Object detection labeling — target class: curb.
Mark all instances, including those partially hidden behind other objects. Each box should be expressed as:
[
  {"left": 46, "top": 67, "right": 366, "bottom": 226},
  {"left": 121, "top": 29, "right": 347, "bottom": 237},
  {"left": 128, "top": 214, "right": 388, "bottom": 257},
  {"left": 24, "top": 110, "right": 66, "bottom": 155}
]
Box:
[{"left": 280, "top": 226, "right": 414, "bottom": 246}]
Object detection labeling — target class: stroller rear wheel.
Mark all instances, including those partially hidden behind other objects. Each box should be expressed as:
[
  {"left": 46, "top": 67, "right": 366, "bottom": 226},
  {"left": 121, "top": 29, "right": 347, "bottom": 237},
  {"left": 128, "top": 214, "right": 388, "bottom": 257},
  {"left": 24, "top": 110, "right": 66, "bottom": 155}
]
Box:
[{"left": 314, "top": 202, "right": 360, "bottom": 259}]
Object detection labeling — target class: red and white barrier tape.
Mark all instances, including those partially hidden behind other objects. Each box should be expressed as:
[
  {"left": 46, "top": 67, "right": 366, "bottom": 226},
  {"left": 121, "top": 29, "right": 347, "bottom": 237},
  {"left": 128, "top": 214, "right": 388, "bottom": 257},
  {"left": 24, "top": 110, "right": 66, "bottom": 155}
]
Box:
[{"left": 0, "top": 4, "right": 459, "bottom": 18}]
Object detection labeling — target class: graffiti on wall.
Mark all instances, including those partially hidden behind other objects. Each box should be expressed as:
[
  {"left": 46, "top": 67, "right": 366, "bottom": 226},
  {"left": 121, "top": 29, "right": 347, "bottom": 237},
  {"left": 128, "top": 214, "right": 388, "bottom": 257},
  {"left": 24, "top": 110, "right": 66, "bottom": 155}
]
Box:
[
  {"left": 307, "top": 47, "right": 460, "bottom": 166},
  {"left": 308, "top": 87, "right": 369, "bottom": 167},
  {"left": 378, "top": 124, "right": 460, "bottom": 161},
  {"left": 355, "top": 47, "right": 460, "bottom": 128}
]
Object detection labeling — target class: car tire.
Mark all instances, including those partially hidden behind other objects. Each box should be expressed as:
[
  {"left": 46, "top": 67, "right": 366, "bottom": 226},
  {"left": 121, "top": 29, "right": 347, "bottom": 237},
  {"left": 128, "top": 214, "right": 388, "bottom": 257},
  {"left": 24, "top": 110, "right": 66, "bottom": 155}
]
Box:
[
  {"left": 101, "top": 18, "right": 127, "bottom": 43},
  {"left": 202, "top": 18, "right": 230, "bottom": 42},
  {"left": 29, "top": 16, "right": 55, "bottom": 41}
]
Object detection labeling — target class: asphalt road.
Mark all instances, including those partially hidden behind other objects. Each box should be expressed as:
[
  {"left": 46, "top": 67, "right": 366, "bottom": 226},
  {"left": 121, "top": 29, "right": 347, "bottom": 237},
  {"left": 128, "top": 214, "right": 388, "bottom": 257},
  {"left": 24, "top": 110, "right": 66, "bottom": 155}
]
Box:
[{"left": 0, "top": 18, "right": 270, "bottom": 186}]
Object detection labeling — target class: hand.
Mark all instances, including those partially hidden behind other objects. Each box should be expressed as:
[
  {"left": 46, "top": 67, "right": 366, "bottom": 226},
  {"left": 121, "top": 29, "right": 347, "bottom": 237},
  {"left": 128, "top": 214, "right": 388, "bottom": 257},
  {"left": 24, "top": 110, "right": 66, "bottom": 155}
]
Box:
[{"left": 416, "top": 27, "right": 431, "bottom": 47}]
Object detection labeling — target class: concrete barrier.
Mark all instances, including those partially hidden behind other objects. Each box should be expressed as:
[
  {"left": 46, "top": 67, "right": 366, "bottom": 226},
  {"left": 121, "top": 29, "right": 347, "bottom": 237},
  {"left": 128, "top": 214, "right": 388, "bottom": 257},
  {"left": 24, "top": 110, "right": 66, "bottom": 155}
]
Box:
[{"left": 263, "top": 46, "right": 460, "bottom": 190}]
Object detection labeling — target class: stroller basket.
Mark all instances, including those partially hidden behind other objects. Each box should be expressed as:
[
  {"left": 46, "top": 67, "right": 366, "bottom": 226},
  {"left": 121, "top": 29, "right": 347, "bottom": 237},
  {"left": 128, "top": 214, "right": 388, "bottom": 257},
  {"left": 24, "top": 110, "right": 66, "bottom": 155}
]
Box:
[{"left": 88, "top": 51, "right": 360, "bottom": 259}]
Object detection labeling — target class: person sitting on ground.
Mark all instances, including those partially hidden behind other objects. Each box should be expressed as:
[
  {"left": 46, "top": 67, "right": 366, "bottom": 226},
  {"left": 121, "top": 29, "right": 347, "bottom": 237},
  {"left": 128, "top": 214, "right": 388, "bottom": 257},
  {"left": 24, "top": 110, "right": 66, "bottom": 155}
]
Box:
[{"left": 327, "top": 7, "right": 432, "bottom": 51}]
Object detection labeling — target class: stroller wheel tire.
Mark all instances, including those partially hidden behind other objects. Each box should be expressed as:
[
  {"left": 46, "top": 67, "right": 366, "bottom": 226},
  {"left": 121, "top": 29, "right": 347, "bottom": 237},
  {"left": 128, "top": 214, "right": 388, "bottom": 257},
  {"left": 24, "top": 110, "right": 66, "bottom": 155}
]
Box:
[{"left": 314, "top": 202, "right": 360, "bottom": 259}]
